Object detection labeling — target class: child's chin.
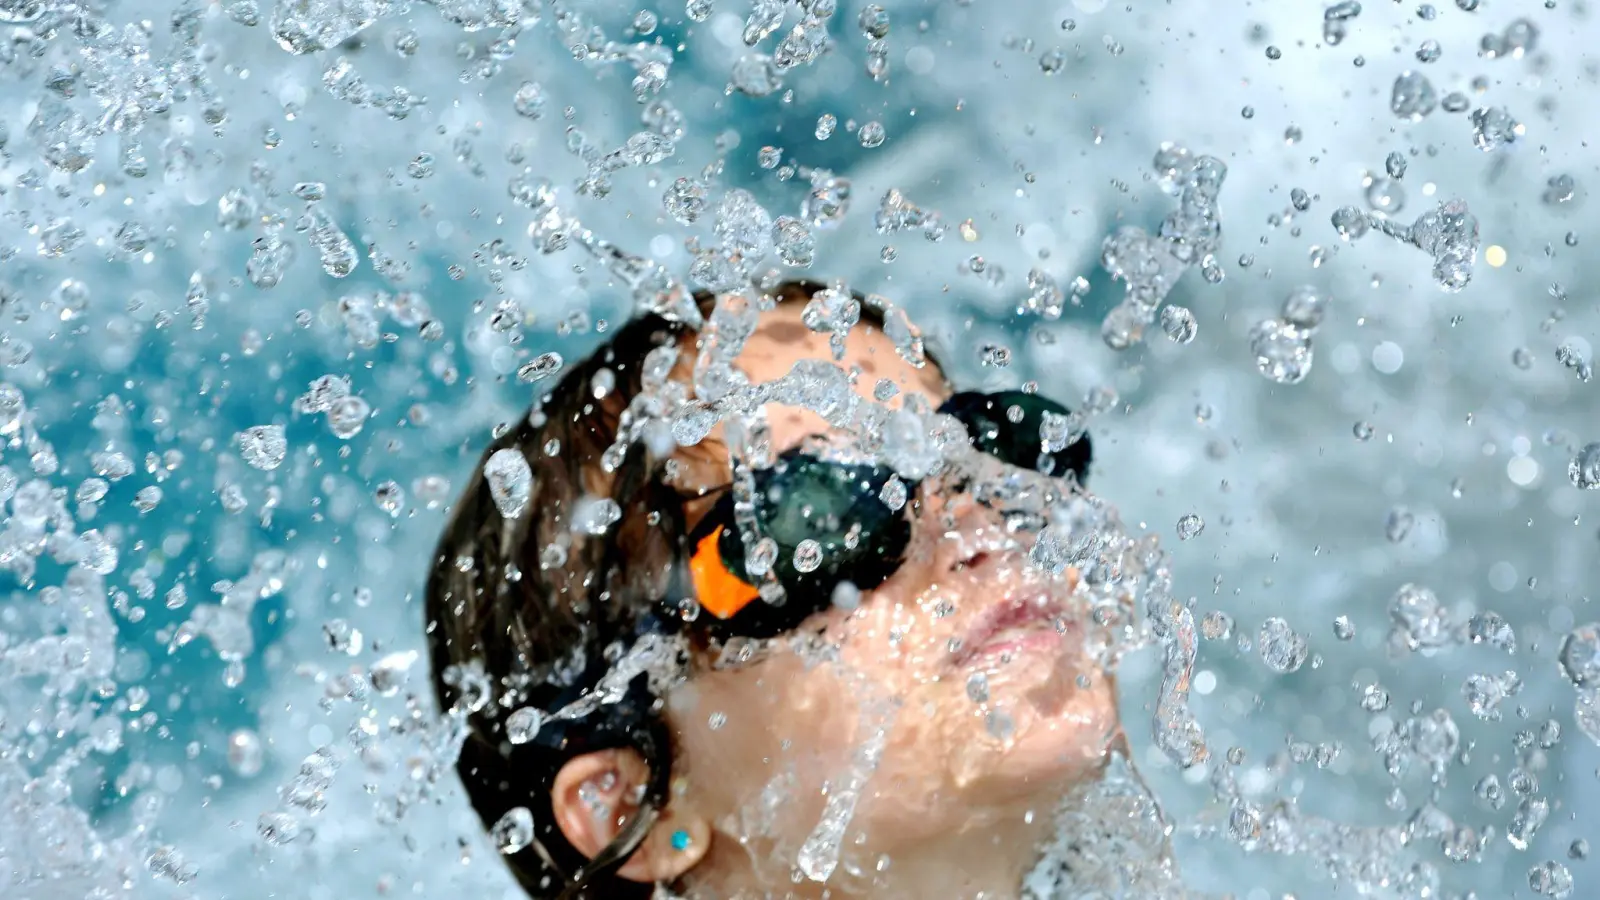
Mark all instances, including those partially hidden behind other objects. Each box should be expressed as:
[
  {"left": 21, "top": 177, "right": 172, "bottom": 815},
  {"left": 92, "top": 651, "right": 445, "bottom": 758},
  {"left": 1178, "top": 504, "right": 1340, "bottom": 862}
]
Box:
[
  {"left": 1004, "top": 722, "right": 1114, "bottom": 793},
  {"left": 937, "top": 708, "right": 1113, "bottom": 806}
]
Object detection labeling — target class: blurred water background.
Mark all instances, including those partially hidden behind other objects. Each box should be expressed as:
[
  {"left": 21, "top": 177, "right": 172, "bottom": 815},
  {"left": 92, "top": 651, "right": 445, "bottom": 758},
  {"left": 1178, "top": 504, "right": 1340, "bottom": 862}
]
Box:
[{"left": 0, "top": 0, "right": 1597, "bottom": 897}]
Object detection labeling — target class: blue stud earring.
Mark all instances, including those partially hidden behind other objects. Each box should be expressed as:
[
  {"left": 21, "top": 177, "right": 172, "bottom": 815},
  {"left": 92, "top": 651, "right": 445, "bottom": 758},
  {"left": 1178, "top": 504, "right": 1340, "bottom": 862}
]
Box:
[{"left": 670, "top": 829, "right": 692, "bottom": 852}]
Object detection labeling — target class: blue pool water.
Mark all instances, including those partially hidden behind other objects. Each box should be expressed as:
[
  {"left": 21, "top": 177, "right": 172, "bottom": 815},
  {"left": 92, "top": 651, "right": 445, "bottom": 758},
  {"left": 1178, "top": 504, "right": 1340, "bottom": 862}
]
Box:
[{"left": 0, "top": 1, "right": 1596, "bottom": 898}]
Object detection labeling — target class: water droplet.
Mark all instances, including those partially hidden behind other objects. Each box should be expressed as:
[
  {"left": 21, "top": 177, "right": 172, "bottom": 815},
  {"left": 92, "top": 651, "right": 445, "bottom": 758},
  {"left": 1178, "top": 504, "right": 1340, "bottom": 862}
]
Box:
[
  {"left": 369, "top": 481, "right": 404, "bottom": 516},
  {"left": 662, "top": 178, "right": 709, "bottom": 227},
  {"left": 740, "top": 0, "right": 785, "bottom": 45},
  {"left": 966, "top": 671, "right": 989, "bottom": 703},
  {"left": 1201, "top": 611, "right": 1234, "bottom": 640},
  {"left": 1249, "top": 318, "right": 1314, "bottom": 384},
  {"left": 1391, "top": 583, "right": 1451, "bottom": 650},
  {"left": 258, "top": 812, "right": 303, "bottom": 845},
  {"left": 28, "top": 98, "right": 95, "bottom": 173},
  {"left": 1385, "top": 506, "right": 1415, "bottom": 543},
  {"left": 1361, "top": 683, "right": 1391, "bottom": 712},
  {"left": 1543, "top": 174, "right": 1576, "bottom": 205},
  {"left": 369, "top": 650, "right": 417, "bottom": 696},
  {"left": 714, "top": 188, "right": 774, "bottom": 262},
  {"left": 1556, "top": 344, "right": 1593, "bottom": 383},
  {"left": 270, "top": 0, "right": 382, "bottom": 53},
  {"left": 1402, "top": 708, "right": 1460, "bottom": 769},
  {"left": 215, "top": 190, "right": 258, "bottom": 233},
  {"left": 1280, "top": 285, "right": 1329, "bottom": 330},
  {"left": 773, "top": 216, "right": 815, "bottom": 267},
  {"left": 792, "top": 539, "right": 824, "bottom": 573},
  {"left": 1539, "top": 719, "right": 1563, "bottom": 749},
  {"left": 1332, "top": 206, "right": 1370, "bottom": 240},
  {"left": 1461, "top": 670, "right": 1520, "bottom": 720},
  {"left": 513, "top": 81, "right": 545, "bottom": 119},
  {"left": 1438, "top": 90, "right": 1470, "bottom": 114},
  {"left": 484, "top": 448, "right": 533, "bottom": 518},
  {"left": 1508, "top": 796, "right": 1551, "bottom": 850},
  {"left": 858, "top": 121, "right": 887, "bottom": 148},
  {"left": 326, "top": 395, "right": 370, "bottom": 439},
  {"left": 518, "top": 351, "right": 565, "bottom": 383},
  {"left": 1529, "top": 861, "right": 1575, "bottom": 899},
  {"left": 980, "top": 344, "right": 1011, "bottom": 367},
  {"left": 1409, "top": 199, "right": 1481, "bottom": 292},
  {"left": 228, "top": 729, "right": 265, "bottom": 777},
  {"left": 322, "top": 618, "right": 363, "bottom": 655},
  {"left": 1470, "top": 106, "right": 1522, "bottom": 151},
  {"left": 237, "top": 425, "right": 287, "bottom": 471},
  {"left": 801, "top": 171, "right": 851, "bottom": 228},
  {"left": 866, "top": 473, "right": 906, "bottom": 514},
  {"left": 1176, "top": 514, "right": 1204, "bottom": 540},
  {"left": 1559, "top": 623, "right": 1600, "bottom": 686},
  {"left": 574, "top": 497, "right": 623, "bottom": 536},
  {"left": 1391, "top": 71, "right": 1438, "bottom": 120},
  {"left": 985, "top": 708, "right": 1016, "bottom": 740},
  {"left": 1258, "top": 617, "right": 1308, "bottom": 673},
  {"left": 1365, "top": 177, "right": 1406, "bottom": 214},
  {"left": 506, "top": 707, "right": 545, "bottom": 744},
  {"left": 1160, "top": 306, "right": 1197, "bottom": 343},
  {"left": 1570, "top": 444, "right": 1600, "bottom": 489},
  {"left": 730, "top": 53, "right": 781, "bottom": 97},
  {"left": 492, "top": 807, "right": 534, "bottom": 854}
]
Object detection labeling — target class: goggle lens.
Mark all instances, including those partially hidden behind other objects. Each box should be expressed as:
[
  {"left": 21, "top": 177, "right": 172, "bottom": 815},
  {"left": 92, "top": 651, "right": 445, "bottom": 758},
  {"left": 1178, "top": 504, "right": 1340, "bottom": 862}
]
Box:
[
  {"left": 684, "top": 390, "right": 1091, "bottom": 636},
  {"left": 690, "top": 454, "right": 912, "bottom": 637}
]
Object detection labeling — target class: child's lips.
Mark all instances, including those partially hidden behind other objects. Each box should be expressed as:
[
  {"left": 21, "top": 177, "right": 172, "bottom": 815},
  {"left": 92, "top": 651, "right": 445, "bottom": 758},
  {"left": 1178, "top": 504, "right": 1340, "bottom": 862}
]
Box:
[{"left": 949, "top": 593, "right": 1076, "bottom": 670}]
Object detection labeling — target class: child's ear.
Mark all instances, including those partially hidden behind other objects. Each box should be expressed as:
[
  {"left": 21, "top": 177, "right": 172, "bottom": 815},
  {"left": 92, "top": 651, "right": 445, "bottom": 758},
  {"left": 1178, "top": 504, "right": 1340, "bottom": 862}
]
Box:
[{"left": 550, "top": 748, "right": 710, "bottom": 884}]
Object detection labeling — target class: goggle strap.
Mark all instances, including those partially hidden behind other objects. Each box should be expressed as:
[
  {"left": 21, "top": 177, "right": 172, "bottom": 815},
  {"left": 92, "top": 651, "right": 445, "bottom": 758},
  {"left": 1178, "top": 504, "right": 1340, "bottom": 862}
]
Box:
[{"left": 558, "top": 802, "right": 661, "bottom": 899}]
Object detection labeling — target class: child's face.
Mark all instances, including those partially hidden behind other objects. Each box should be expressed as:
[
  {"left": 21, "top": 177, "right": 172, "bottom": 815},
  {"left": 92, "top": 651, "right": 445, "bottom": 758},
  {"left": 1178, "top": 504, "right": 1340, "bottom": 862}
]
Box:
[{"left": 663, "top": 297, "right": 1120, "bottom": 889}]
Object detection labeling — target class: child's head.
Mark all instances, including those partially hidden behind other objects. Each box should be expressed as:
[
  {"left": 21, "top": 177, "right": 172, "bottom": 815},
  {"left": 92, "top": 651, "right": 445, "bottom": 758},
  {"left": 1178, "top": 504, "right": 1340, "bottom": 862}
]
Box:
[{"left": 427, "top": 280, "right": 1113, "bottom": 898}]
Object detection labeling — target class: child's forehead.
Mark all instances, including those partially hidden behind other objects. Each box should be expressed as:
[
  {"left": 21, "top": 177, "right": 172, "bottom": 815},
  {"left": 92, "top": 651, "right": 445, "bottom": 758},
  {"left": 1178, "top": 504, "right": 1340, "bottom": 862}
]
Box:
[
  {"left": 738, "top": 302, "right": 946, "bottom": 396},
  {"left": 665, "top": 298, "right": 949, "bottom": 489}
]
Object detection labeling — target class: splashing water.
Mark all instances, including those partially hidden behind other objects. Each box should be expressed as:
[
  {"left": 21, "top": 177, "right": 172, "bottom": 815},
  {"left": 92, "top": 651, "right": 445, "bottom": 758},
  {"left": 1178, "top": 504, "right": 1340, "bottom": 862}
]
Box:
[
  {"left": 0, "top": 0, "right": 1593, "bottom": 899},
  {"left": 795, "top": 701, "right": 897, "bottom": 883},
  {"left": 1342, "top": 198, "right": 1482, "bottom": 291},
  {"left": 1023, "top": 750, "right": 1191, "bottom": 899},
  {"left": 1099, "top": 146, "right": 1227, "bottom": 351}
]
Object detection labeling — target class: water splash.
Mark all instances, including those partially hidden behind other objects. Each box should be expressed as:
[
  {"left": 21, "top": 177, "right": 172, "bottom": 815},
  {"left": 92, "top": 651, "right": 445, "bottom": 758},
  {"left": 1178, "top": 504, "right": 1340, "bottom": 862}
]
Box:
[
  {"left": 1023, "top": 750, "right": 1194, "bottom": 899},
  {"left": 1099, "top": 146, "right": 1227, "bottom": 351},
  {"left": 0, "top": 0, "right": 1590, "bottom": 898},
  {"left": 1339, "top": 199, "right": 1481, "bottom": 292},
  {"left": 795, "top": 701, "right": 896, "bottom": 882}
]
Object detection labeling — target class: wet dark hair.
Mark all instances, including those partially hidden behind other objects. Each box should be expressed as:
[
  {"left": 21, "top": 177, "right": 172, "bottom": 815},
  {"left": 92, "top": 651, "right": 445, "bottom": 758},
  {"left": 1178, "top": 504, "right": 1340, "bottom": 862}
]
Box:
[{"left": 425, "top": 281, "right": 921, "bottom": 899}]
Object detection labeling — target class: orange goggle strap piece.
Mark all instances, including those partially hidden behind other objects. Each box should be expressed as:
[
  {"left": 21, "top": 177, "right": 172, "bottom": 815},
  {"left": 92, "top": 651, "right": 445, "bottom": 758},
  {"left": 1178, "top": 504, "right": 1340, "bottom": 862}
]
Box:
[{"left": 688, "top": 524, "right": 762, "bottom": 620}]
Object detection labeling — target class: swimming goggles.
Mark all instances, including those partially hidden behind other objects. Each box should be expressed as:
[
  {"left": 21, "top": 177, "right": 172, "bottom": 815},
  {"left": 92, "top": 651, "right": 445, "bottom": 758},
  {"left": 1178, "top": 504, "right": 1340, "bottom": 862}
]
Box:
[{"left": 680, "top": 390, "right": 1092, "bottom": 639}]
